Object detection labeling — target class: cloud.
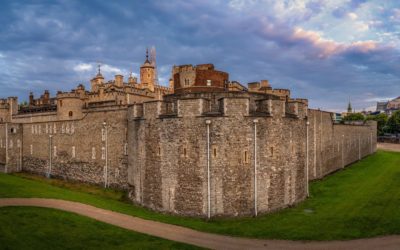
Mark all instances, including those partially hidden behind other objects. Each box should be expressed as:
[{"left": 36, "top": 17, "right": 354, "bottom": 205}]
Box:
[
  {"left": 258, "top": 24, "right": 380, "bottom": 58},
  {"left": 0, "top": 0, "right": 398, "bottom": 113},
  {"left": 347, "top": 12, "right": 358, "bottom": 20},
  {"left": 73, "top": 63, "right": 93, "bottom": 72},
  {"left": 354, "top": 21, "right": 369, "bottom": 32},
  {"left": 101, "top": 64, "right": 123, "bottom": 74}
]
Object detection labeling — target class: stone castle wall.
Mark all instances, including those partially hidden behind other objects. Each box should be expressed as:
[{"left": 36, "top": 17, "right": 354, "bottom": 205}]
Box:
[
  {"left": 127, "top": 97, "right": 376, "bottom": 217},
  {"left": 127, "top": 95, "right": 309, "bottom": 217},
  {"left": 0, "top": 123, "right": 23, "bottom": 173},
  {"left": 307, "top": 109, "right": 377, "bottom": 180},
  {"left": 0, "top": 108, "right": 129, "bottom": 189},
  {"left": 0, "top": 96, "right": 377, "bottom": 217}
]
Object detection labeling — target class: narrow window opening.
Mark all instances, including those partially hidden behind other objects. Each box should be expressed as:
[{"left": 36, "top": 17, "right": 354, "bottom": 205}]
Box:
[
  {"left": 213, "top": 148, "right": 217, "bottom": 158},
  {"left": 270, "top": 147, "right": 274, "bottom": 157},
  {"left": 92, "top": 147, "right": 96, "bottom": 160},
  {"left": 68, "top": 111, "right": 73, "bottom": 117},
  {"left": 101, "top": 147, "right": 106, "bottom": 160},
  {"left": 124, "top": 143, "right": 128, "bottom": 156},
  {"left": 101, "top": 129, "right": 106, "bottom": 141},
  {"left": 66, "top": 124, "right": 70, "bottom": 134},
  {"left": 183, "top": 147, "right": 187, "bottom": 157}
]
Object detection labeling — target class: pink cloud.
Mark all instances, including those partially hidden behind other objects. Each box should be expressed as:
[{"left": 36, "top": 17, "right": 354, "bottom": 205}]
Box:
[{"left": 261, "top": 24, "right": 382, "bottom": 58}]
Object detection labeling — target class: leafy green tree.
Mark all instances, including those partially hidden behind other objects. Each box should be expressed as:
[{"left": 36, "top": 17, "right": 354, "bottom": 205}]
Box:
[
  {"left": 19, "top": 101, "right": 28, "bottom": 107},
  {"left": 342, "top": 113, "right": 365, "bottom": 122},
  {"left": 366, "top": 113, "right": 388, "bottom": 136},
  {"left": 386, "top": 110, "right": 400, "bottom": 134}
]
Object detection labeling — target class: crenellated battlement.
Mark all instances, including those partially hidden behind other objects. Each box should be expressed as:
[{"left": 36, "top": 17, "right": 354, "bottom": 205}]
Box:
[
  {"left": 57, "top": 92, "right": 81, "bottom": 99},
  {"left": 131, "top": 91, "right": 307, "bottom": 121},
  {"left": 0, "top": 100, "right": 9, "bottom": 109}
]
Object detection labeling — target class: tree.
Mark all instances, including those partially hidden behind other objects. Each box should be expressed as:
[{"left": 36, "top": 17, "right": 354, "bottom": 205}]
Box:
[
  {"left": 386, "top": 110, "right": 400, "bottom": 134},
  {"left": 19, "top": 101, "right": 28, "bottom": 107},
  {"left": 342, "top": 113, "right": 365, "bottom": 122},
  {"left": 366, "top": 113, "right": 388, "bottom": 136}
]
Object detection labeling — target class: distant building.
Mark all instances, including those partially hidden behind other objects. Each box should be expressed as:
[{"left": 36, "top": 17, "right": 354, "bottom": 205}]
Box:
[
  {"left": 376, "top": 101, "right": 388, "bottom": 112},
  {"left": 376, "top": 97, "right": 400, "bottom": 116},
  {"left": 332, "top": 113, "right": 342, "bottom": 123}
]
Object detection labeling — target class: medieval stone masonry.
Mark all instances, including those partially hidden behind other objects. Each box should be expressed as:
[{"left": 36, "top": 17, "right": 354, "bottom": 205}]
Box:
[{"left": 0, "top": 56, "right": 376, "bottom": 217}]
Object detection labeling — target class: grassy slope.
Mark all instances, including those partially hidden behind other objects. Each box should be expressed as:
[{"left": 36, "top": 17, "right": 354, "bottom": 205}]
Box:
[
  {"left": 0, "top": 206, "right": 202, "bottom": 250},
  {"left": 0, "top": 150, "right": 399, "bottom": 240}
]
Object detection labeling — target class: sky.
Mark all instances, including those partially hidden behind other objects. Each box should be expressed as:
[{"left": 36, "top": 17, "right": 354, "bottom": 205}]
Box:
[{"left": 0, "top": 0, "right": 399, "bottom": 112}]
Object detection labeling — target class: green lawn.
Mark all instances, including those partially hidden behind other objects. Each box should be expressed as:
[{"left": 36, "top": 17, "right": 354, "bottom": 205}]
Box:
[
  {"left": 0, "top": 150, "right": 399, "bottom": 240},
  {"left": 0, "top": 206, "right": 201, "bottom": 250}
]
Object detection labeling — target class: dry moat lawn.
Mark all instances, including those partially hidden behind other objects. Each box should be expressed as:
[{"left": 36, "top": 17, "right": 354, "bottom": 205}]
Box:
[
  {"left": 0, "top": 206, "right": 202, "bottom": 250},
  {"left": 0, "top": 150, "right": 400, "bottom": 242}
]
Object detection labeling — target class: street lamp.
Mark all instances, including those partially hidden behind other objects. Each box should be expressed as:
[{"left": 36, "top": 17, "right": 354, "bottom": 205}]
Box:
[{"left": 103, "top": 122, "right": 108, "bottom": 188}]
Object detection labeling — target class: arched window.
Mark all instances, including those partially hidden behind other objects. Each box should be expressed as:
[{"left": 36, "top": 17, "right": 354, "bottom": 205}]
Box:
[{"left": 68, "top": 111, "right": 73, "bottom": 117}]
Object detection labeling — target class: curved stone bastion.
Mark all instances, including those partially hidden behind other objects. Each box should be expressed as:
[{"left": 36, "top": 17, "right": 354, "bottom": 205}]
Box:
[{"left": 127, "top": 90, "right": 376, "bottom": 217}]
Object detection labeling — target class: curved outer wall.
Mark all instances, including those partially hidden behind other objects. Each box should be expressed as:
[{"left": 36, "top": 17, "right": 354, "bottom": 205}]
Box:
[{"left": 127, "top": 95, "right": 308, "bottom": 217}]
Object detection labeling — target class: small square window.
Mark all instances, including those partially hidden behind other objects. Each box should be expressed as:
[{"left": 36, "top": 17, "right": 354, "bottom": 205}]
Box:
[{"left": 184, "top": 79, "right": 190, "bottom": 86}]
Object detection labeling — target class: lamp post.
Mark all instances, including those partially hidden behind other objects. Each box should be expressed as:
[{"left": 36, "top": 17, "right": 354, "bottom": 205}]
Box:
[
  {"left": 205, "top": 119, "right": 211, "bottom": 219},
  {"left": 47, "top": 135, "right": 53, "bottom": 178},
  {"left": 306, "top": 120, "right": 310, "bottom": 197},
  {"left": 253, "top": 119, "right": 258, "bottom": 216},
  {"left": 5, "top": 123, "right": 8, "bottom": 173},
  {"left": 103, "top": 121, "right": 108, "bottom": 188},
  {"left": 342, "top": 134, "right": 345, "bottom": 168}
]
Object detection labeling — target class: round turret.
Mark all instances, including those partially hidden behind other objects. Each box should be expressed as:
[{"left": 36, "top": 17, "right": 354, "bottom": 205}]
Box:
[
  {"left": 140, "top": 49, "right": 155, "bottom": 92},
  {"left": 56, "top": 93, "right": 84, "bottom": 120}
]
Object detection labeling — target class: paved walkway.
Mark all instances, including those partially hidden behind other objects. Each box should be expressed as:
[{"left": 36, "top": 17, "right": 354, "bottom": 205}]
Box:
[
  {"left": 378, "top": 143, "right": 400, "bottom": 152},
  {"left": 1, "top": 198, "right": 400, "bottom": 249}
]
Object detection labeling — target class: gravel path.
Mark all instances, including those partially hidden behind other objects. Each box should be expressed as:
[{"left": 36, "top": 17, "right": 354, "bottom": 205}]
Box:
[
  {"left": 1, "top": 198, "right": 400, "bottom": 249},
  {"left": 378, "top": 143, "right": 400, "bottom": 152}
]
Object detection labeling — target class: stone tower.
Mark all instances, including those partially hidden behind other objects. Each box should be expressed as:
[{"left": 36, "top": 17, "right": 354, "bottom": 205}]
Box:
[
  {"left": 91, "top": 64, "right": 104, "bottom": 92},
  {"left": 140, "top": 49, "right": 155, "bottom": 92}
]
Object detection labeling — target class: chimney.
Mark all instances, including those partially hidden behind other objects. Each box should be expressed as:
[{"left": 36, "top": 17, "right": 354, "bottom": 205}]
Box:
[
  {"left": 260, "top": 80, "right": 270, "bottom": 88},
  {"left": 29, "top": 92, "right": 34, "bottom": 106},
  {"left": 43, "top": 90, "right": 50, "bottom": 105},
  {"left": 115, "top": 75, "right": 124, "bottom": 87}
]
